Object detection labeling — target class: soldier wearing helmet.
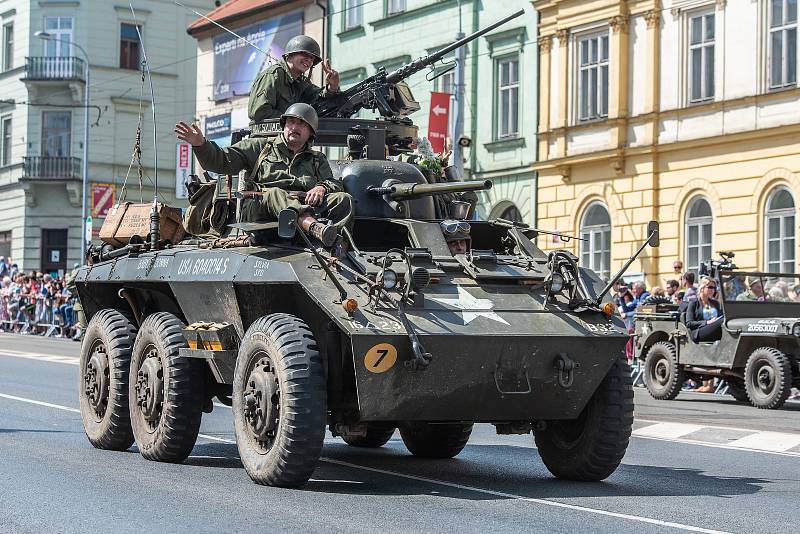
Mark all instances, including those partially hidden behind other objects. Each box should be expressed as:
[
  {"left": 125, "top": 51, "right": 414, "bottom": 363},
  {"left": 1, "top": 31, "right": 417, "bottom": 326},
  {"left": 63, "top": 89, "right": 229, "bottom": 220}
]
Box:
[
  {"left": 248, "top": 35, "right": 340, "bottom": 122},
  {"left": 440, "top": 220, "right": 471, "bottom": 255},
  {"left": 174, "top": 104, "right": 353, "bottom": 247}
]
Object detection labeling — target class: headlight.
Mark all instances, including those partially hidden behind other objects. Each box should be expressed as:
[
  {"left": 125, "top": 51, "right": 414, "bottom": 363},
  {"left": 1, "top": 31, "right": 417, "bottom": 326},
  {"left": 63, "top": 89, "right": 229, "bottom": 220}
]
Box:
[
  {"left": 550, "top": 273, "right": 565, "bottom": 293},
  {"left": 603, "top": 301, "right": 616, "bottom": 317},
  {"left": 380, "top": 269, "right": 398, "bottom": 290},
  {"left": 792, "top": 323, "right": 800, "bottom": 337}
]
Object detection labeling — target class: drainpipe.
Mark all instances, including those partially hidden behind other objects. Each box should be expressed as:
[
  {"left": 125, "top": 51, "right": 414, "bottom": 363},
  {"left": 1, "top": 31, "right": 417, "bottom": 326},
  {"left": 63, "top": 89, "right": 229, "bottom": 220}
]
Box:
[{"left": 468, "top": 0, "right": 479, "bottom": 178}]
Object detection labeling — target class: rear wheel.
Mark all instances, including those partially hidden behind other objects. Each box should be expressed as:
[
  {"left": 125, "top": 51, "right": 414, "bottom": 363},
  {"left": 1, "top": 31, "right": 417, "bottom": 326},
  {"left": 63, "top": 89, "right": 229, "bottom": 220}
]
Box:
[
  {"left": 399, "top": 422, "right": 473, "bottom": 458},
  {"left": 725, "top": 377, "right": 749, "bottom": 403},
  {"left": 644, "top": 342, "right": 683, "bottom": 400},
  {"left": 744, "top": 347, "right": 792, "bottom": 409},
  {"left": 341, "top": 423, "right": 396, "bottom": 448},
  {"left": 79, "top": 309, "right": 137, "bottom": 451},
  {"left": 129, "top": 312, "right": 204, "bottom": 462},
  {"left": 535, "top": 358, "right": 634, "bottom": 481},
  {"left": 232, "top": 314, "right": 327, "bottom": 487}
]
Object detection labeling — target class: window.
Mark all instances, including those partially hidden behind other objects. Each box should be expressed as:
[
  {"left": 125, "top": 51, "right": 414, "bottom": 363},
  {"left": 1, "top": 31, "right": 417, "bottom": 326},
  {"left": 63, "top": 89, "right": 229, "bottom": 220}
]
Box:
[
  {"left": 765, "top": 187, "right": 796, "bottom": 272},
  {"left": 688, "top": 12, "right": 715, "bottom": 102},
  {"left": 580, "top": 202, "right": 611, "bottom": 280},
  {"left": 2, "top": 22, "right": 12, "bottom": 71},
  {"left": 685, "top": 197, "right": 713, "bottom": 273},
  {"left": 120, "top": 23, "right": 141, "bottom": 70},
  {"left": 41, "top": 111, "right": 71, "bottom": 157},
  {"left": 387, "top": 0, "right": 405, "bottom": 16},
  {"left": 0, "top": 230, "right": 10, "bottom": 259},
  {"left": 344, "top": 0, "right": 363, "bottom": 29},
  {"left": 769, "top": 0, "right": 798, "bottom": 89},
  {"left": 500, "top": 204, "right": 523, "bottom": 224},
  {"left": 43, "top": 17, "right": 73, "bottom": 57},
  {"left": 1, "top": 117, "right": 11, "bottom": 166},
  {"left": 577, "top": 33, "right": 609, "bottom": 121},
  {"left": 496, "top": 57, "right": 519, "bottom": 138}
]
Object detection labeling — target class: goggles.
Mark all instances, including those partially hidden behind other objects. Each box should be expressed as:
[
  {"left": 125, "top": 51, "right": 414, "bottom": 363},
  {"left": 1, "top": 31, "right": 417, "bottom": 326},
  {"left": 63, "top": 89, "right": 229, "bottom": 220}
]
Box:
[{"left": 440, "top": 221, "right": 471, "bottom": 236}]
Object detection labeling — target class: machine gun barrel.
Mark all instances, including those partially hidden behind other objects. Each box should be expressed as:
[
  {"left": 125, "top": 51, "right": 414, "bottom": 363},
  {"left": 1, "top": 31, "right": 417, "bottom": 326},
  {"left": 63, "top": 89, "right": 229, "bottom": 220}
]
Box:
[
  {"left": 385, "top": 9, "right": 525, "bottom": 84},
  {"left": 370, "top": 180, "right": 492, "bottom": 200}
]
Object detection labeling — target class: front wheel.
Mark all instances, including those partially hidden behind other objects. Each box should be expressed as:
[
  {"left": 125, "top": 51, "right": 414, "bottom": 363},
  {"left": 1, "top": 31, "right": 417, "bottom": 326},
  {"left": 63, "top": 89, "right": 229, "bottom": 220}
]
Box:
[
  {"left": 644, "top": 342, "right": 683, "bottom": 400},
  {"left": 535, "top": 358, "right": 634, "bottom": 481},
  {"left": 79, "top": 309, "right": 137, "bottom": 451},
  {"left": 744, "top": 347, "right": 792, "bottom": 409},
  {"left": 232, "top": 314, "right": 327, "bottom": 487},
  {"left": 399, "top": 422, "right": 473, "bottom": 458},
  {"left": 129, "top": 312, "right": 204, "bottom": 462}
]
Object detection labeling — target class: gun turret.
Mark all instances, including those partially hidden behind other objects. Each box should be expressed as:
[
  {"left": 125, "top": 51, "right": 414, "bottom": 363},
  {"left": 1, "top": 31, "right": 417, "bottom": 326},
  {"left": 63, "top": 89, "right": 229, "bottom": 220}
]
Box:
[
  {"left": 369, "top": 180, "right": 492, "bottom": 201},
  {"left": 316, "top": 9, "right": 525, "bottom": 119}
]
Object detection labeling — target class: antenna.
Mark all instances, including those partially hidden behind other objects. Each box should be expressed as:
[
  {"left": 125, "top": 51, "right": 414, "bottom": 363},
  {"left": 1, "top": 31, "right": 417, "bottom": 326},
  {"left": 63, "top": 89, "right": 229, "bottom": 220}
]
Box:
[{"left": 130, "top": 3, "right": 160, "bottom": 249}]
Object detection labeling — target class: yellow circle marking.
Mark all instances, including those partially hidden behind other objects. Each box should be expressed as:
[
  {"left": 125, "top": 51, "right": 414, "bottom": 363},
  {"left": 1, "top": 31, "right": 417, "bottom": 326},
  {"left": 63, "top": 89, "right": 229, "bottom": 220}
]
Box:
[{"left": 364, "top": 343, "right": 397, "bottom": 374}]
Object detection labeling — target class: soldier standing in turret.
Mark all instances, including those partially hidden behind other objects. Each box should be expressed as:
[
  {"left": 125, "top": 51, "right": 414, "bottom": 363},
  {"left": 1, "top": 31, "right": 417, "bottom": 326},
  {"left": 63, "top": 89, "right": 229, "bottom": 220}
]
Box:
[{"left": 248, "top": 35, "right": 341, "bottom": 122}]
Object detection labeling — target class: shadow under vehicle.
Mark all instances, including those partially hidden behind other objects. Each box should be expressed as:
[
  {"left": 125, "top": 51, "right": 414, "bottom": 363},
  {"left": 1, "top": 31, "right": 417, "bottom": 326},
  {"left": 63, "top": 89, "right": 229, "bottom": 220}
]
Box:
[
  {"left": 634, "top": 253, "right": 800, "bottom": 409},
  {"left": 74, "top": 10, "right": 660, "bottom": 488}
]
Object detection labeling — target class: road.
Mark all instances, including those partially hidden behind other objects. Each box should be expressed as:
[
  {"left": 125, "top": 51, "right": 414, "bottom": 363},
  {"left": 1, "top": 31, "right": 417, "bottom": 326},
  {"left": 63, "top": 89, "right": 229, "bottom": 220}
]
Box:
[{"left": 1, "top": 333, "right": 798, "bottom": 534}]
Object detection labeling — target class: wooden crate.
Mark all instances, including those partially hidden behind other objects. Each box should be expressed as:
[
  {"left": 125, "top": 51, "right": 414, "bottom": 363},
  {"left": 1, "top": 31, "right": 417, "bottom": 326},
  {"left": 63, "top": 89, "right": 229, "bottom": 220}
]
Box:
[{"left": 100, "top": 202, "right": 185, "bottom": 247}]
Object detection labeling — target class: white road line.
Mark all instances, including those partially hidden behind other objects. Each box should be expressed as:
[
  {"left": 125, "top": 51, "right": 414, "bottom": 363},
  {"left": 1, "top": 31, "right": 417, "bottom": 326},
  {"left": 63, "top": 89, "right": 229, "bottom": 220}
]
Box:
[
  {"left": 1, "top": 392, "right": 731, "bottom": 534},
  {"left": 633, "top": 422, "right": 705, "bottom": 440},
  {"left": 0, "top": 350, "right": 79, "bottom": 365},
  {"left": 726, "top": 431, "right": 800, "bottom": 452}
]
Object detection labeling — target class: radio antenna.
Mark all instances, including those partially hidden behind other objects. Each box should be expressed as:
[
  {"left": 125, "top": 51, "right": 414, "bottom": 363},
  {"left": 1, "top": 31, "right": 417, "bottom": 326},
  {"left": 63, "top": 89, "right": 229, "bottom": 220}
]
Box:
[{"left": 130, "top": 3, "right": 160, "bottom": 249}]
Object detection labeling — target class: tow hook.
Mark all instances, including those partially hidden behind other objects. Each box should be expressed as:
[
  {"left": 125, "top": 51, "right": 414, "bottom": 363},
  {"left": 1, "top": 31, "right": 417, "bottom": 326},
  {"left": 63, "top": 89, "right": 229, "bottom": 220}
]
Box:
[{"left": 555, "top": 353, "right": 576, "bottom": 388}]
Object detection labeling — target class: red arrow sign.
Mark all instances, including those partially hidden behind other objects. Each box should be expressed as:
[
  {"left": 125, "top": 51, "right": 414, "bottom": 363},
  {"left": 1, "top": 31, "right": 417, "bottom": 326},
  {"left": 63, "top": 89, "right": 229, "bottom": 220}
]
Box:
[{"left": 428, "top": 91, "right": 451, "bottom": 153}]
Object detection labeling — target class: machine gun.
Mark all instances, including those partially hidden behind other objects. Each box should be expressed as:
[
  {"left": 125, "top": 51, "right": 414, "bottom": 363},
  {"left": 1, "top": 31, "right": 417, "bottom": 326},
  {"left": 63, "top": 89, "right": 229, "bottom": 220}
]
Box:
[
  {"left": 315, "top": 9, "right": 525, "bottom": 119},
  {"left": 368, "top": 180, "right": 492, "bottom": 201}
]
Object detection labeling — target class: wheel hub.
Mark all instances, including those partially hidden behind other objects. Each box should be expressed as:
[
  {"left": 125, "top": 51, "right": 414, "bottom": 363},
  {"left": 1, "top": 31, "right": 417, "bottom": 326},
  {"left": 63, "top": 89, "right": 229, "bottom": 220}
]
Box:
[
  {"left": 653, "top": 358, "right": 669, "bottom": 386},
  {"left": 243, "top": 355, "right": 280, "bottom": 449},
  {"left": 135, "top": 347, "right": 164, "bottom": 429},
  {"left": 755, "top": 364, "right": 775, "bottom": 395},
  {"left": 84, "top": 343, "right": 109, "bottom": 420}
]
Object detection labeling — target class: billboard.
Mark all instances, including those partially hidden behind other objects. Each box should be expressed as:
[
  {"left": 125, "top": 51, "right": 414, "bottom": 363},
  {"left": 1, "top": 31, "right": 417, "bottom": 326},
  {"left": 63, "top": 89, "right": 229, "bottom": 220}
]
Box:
[
  {"left": 213, "top": 11, "right": 304, "bottom": 101},
  {"left": 205, "top": 112, "right": 231, "bottom": 147},
  {"left": 176, "top": 143, "right": 191, "bottom": 199},
  {"left": 91, "top": 183, "right": 115, "bottom": 217}
]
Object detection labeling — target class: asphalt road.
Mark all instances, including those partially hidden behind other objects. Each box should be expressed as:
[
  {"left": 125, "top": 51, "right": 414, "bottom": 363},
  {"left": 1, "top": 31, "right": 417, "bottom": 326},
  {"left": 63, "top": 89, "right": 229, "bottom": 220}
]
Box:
[{"left": 1, "top": 333, "right": 798, "bottom": 534}]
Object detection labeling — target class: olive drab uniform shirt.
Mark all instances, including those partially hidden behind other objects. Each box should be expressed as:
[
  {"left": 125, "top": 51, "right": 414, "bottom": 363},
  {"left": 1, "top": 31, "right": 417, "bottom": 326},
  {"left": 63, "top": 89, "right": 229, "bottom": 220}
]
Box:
[
  {"left": 193, "top": 134, "right": 342, "bottom": 194},
  {"left": 248, "top": 59, "right": 335, "bottom": 122}
]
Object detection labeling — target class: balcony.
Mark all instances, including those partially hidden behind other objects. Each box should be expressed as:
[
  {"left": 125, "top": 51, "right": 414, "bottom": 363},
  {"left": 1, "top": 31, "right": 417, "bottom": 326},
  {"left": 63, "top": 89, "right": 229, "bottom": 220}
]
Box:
[
  {"left": 22, "top": 56, "right": 85, "bottom": 82},
  {"left": 22, "top": 156, "right": 82, "bottom": 180}
]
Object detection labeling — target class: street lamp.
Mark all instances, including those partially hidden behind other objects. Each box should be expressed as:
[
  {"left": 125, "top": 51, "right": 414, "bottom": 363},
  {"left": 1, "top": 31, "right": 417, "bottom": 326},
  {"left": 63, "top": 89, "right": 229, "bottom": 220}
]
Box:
[{"left": 35, "top": 30, "right": 90, "bottom": 265}]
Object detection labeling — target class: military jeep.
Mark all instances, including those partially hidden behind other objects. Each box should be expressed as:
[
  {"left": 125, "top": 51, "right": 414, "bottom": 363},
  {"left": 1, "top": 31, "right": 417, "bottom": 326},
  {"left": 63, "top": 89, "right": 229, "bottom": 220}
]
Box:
[{"left": 634, "top": 256, "right": 800, "bottom": 409}]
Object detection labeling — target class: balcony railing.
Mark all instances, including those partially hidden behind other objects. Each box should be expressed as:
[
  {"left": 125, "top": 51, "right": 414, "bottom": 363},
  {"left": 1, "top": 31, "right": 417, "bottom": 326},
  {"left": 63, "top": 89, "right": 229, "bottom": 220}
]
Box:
[
  {"left": 22, "top": 56, "right": 86, "bottom": 82},
  {"left": 23, "top": 156, "right": 82, "bottom": 180}
]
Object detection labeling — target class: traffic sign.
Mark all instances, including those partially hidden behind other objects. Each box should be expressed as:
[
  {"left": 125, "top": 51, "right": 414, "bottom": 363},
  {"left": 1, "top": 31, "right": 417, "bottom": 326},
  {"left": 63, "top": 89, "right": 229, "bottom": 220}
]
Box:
[
  {"left": 427, "top": 91, "right": 451, "bottom": 153},
  {"left": 85, "top": 216, "right": 93, "bottom": 243},
  {"left": 92, "top": 183, "right": 115, "bottom": 217}
]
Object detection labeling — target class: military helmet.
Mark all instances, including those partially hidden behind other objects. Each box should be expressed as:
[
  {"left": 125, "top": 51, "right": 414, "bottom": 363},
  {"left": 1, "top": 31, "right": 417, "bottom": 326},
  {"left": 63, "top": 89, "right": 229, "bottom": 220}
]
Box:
[
  {"left": 440, "top": 219, "right": 471, "bottom": 242},
  {"left": 283, "top": 35, "right": 322, "bottom": 66},
  {"left": 280, "top": 103, "right": 319, "bottom": 134}
]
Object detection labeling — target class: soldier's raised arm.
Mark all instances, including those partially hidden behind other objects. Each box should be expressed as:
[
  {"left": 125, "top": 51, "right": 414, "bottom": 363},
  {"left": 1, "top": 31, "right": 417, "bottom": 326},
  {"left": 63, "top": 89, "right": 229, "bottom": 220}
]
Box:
[{"left": 174, "top": 121, "right": 263, "bottom": 175}]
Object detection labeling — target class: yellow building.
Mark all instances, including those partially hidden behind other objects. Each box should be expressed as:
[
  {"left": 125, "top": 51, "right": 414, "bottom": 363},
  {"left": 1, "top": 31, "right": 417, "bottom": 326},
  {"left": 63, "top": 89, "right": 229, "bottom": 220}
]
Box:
[{"left": 532, "top": 0, "right": 800, "bottom": 287}]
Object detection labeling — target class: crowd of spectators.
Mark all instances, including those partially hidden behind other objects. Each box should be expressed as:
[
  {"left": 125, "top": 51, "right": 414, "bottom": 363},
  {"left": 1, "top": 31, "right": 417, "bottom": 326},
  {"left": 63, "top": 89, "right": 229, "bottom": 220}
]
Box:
[{"left": 0, "top": 256, "right": 82, "bottom": 340}]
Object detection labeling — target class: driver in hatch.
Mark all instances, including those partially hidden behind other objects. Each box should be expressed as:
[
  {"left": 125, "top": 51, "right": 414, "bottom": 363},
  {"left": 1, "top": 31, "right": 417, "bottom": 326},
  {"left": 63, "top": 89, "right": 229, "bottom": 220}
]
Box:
[
  {"left": 440, "top": 220, "right": 470, "bottom": 255},
  {"left": 685, "top": 277, "right": 724, "bottom": 342}
]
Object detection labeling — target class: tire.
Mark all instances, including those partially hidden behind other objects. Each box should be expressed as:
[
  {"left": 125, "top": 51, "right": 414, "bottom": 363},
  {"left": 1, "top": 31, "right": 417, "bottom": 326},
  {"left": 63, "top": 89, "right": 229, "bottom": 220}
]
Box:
[
  {"left": 725, "top": 377, "right": 750, "bottom": 403},
  {"left": 644, "top": 342, "right": 683, "bottom": 400},
  {"left": 341, "top": 423, "right": 396, "bottom": 448},
  {"left": 232, "top": 314, "right": 327, "bottom": 487},
  {"left": 535, "top": 358, "right": 634, "bottom": 481},
  {"left": 129, "top": 312, "right": 204, "bottom": 462},
  {"left": 744, "top": 347, "right": 792, "bottom": 409},
  {"left": 399, "top": 422, "right": 473, "bottom": 458},
  {"left": 79, "top": 309, "right": 137, "bottom": 451}
]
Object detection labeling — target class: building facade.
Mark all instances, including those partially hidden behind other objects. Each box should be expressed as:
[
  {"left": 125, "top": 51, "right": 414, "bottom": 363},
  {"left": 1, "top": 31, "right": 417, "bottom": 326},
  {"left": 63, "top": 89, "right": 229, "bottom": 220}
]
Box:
[
  {"left": 0, "top": 0, "right": 211, "bottom": 274},
  {"left": 329, "top": 0, "right": 538, "bottom": 223},
  {"left": 533, "top": 0, "right": 800, "bottom": 285},
  {"left": 188, "top": 0, "right": 326, "bottom": 157}
]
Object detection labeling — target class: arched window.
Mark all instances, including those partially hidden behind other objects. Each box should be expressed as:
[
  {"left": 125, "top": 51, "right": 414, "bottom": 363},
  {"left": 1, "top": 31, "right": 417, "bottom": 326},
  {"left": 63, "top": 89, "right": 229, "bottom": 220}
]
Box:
[
  {"left": 580, "top": 202, "right": 611, "bottom": 279},
  {"left": 765, "top": 187, "right": 795, "bottom": 273},
  {"left": 685, "top": 197, "right": 713, "bottom": 273},
  {"left": 499, "top": 204, "right": 523, "bottom": 223}
]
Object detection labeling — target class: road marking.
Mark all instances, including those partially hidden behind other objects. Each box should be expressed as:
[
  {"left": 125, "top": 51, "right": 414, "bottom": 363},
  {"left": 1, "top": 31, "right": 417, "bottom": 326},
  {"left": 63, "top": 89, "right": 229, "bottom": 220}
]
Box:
[
  {"left": 0, "top": 350, "right": 79, "bottom": 366},
  {"left": 1, "top": 393, "right": 731, "bottom": 534},
  {"left": 633, "top": 422, "right": 705, "bottom": 440},
  {"left": 726, "top": 431, "right": 800, "bottom": 452},
  {"left": 0, "top": 393, "right": 80, "bottom": 413}
]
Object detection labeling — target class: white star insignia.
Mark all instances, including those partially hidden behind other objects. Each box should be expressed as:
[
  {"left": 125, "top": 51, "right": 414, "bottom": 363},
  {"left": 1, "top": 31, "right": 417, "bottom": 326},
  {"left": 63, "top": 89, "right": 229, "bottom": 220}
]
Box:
[{"left": 429, "top": 286, "right": 510, "bottom": 325}]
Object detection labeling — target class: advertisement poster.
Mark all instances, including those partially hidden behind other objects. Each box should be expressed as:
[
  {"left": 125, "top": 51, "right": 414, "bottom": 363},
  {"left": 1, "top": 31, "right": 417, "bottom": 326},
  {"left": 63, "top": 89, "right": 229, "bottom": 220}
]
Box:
[
  {"left": 205, "top": 112, "right": 232, "bottom": 147},
  {"left": 91, "top": 183, "right": 115, "bottom": 217},
  {"left": 176, "top": 143, "right": 191, "bottom": 199},
  {"left": 213, "top": 11, "right": 303, "bottom": 101}
]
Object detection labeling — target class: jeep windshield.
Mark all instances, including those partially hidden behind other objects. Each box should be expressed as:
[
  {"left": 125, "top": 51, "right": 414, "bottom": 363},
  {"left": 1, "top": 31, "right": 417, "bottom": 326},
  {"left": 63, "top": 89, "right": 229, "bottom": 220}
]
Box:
[{"left": 720, "top": 272, "right": 800, "bottom": 304}]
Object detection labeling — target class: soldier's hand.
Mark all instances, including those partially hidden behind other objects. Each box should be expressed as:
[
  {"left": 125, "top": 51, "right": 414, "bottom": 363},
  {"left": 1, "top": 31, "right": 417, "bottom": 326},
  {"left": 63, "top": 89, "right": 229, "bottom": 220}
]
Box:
[
  {"left": 322, "top": 59, "right": 340, "bottom": 92},
  {"left": 174, "top": 121, "right": 205, "bottom": 147},
  {"left": 306, "top": 185, "right": 326, "bottom": 206}
]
